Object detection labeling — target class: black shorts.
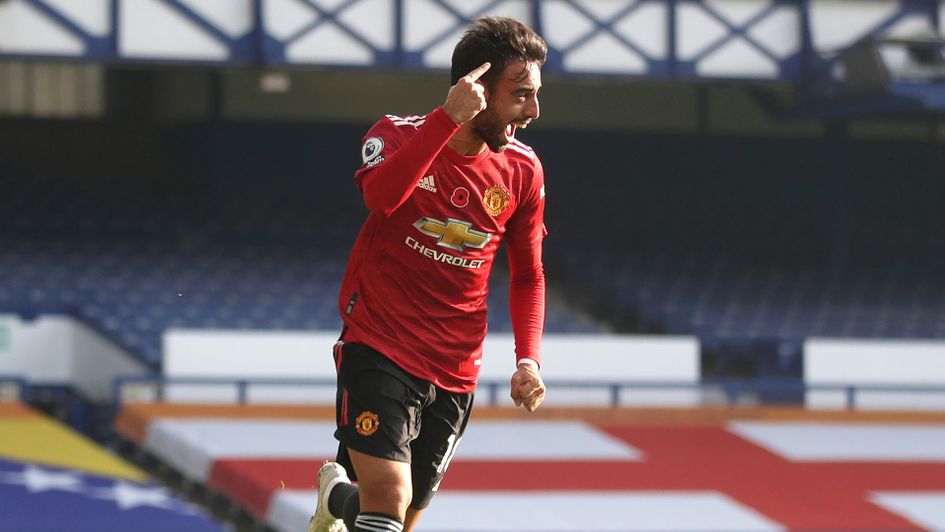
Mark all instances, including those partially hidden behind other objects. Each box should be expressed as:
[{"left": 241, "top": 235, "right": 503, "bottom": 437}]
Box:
[{"left": 332, "top": 341, "right": 474, "bottom": 509}]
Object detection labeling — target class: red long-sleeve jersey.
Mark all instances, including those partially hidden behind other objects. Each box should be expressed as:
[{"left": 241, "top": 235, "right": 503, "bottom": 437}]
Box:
[{"left": 338, "top": 108, "right": 546, "bottom": 393}]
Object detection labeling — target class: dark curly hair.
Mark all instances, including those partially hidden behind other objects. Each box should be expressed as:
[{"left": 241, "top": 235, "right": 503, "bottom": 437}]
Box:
[{"left": 450, "top": 16, "right": 547, "bottom": 86}]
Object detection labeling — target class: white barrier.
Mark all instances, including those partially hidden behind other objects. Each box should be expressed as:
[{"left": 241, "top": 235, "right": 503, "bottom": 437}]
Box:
[
  {"left": 160, "top": 329, "right": 339, "bottom": 404},
  {"left": 805, "top": 338, "right": 945, "bottom": 410},
  {"left": 161, "top": 329, "right": 700, "bottom": 406},
  {"left": 0, "top": 314, "right": 148, "bottom": 400},
  {"left": 480, "top": 334, "right": 700, "bottom": 407}
]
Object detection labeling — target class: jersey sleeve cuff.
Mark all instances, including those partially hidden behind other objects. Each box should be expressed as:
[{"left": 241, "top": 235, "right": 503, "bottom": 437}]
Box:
[{"left": 431, "top": 106, "right": 464, "bottom": 131}]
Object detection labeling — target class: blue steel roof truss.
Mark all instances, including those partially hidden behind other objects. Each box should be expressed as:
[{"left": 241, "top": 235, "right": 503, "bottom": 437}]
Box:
[
  {"left": 679, "top": 0, "right": 799, "bottom": 80},
  {"left": 20, "top": 0, "right": 114, "bottom": 58},
  {"left": 159, "top": 0, "right": 255, "bottom": 62},
  {"left": 5, "top": 0, "right": 945, "bottom": 117},
  {"left": 552, "top": 0, "right": 672, "bottom": 77},
  {"left": 266, "top": 0, "right": 393, "bottom": 66},
  {"left": 786, "top": 0, "right": 945, "bottom": 118},
  {"left": 806, "top": 1, "right": 940, "bottom": 77},
  {"left": 400, "top": 0, "right": 514, "bottom": 68}
]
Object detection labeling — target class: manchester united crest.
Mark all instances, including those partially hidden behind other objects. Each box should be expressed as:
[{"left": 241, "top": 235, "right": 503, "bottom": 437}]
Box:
[
  {"left": 483, "top": 185, "right": 511, "bottom": 216},
  {"left": 355, "top": 411, "right": 379, "bottom": 436}
]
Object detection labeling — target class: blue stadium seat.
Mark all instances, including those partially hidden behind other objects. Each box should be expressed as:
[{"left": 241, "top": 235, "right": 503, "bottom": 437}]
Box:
[{"left": 0, "top": 172, "right": 605, "bottom": 369}]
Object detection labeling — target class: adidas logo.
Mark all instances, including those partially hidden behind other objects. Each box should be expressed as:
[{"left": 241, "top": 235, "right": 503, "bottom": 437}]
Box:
[{"left": 417, "top": 175, "right": 437, "bottom": 193}]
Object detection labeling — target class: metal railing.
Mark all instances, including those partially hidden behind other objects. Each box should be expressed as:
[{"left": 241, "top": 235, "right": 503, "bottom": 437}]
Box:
[
  {"left": 113, "top": 375, "right": 337, "bottom": 407},
  {"left": 113, "top": 375, "right": 945, "bottom": 411},
  {"left": 0, "top": 375, "right": 28, "bottom": 402}
]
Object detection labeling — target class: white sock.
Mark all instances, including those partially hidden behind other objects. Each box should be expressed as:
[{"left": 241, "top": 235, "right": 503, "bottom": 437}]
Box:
[{"left": 354, "top": 512, "right": 404, "bottom": 532}]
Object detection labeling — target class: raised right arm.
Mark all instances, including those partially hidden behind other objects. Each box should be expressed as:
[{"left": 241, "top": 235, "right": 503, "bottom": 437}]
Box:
[{"left": 357, "top": 62, "right": 492, "bottom": 216}]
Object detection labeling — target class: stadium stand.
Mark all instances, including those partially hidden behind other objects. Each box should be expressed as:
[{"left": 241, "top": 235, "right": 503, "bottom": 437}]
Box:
[
  {"left": 3, "top": 123, "right": 945, "bottom": 377},
  {"left": 6, "top": 2, "right": 945, "bottom": 530},
  {"left": 532, "top": 129, "right": 945, "bottom": 378},
  {"left": 0, "top": 128, "right": 605, "bottom": 369}
]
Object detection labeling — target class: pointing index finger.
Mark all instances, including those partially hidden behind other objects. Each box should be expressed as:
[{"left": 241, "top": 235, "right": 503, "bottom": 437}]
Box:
[{"left": 465, "top": 62, "right": 491, "bottom": 82}]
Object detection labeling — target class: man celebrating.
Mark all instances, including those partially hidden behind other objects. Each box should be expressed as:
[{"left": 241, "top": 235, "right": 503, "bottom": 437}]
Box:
[{"left": 311, "top": 16, "right": 548, "bottom": 532}]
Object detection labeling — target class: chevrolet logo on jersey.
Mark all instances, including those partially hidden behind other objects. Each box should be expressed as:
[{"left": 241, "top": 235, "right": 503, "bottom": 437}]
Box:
[{"left": 413, "top": 217, "right": 492, "bottom": 251}]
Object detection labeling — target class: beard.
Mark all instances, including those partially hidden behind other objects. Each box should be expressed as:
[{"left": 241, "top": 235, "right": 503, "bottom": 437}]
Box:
[{"left": 472, "top": 109, "right": 518, "bottom": 153}]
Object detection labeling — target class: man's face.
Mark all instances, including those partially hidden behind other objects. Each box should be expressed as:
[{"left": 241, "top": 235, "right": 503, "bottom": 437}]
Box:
[{"left": 472, "top": 60, "right": 542, "bottom": 153}]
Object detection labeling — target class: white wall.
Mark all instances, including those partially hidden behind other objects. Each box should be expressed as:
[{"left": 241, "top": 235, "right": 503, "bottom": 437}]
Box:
[
  {"left": 160, "top": 329, "right": 699, "bottom": 406},
  {"left": 0, "top": 314, "right": 149, "bottom": 400},
  {"left": 159, "top": 329, "right": 340, "bottom": 404},
  {"left": 805, "top": 338, "right": 945, "bottom": 410},
  {"left": 480, "top": 333, "right": 700, "bottom": 406},
  {"left": 0, "top": 314, "right": 73, "bottom": 382},
  {"left": 70, "top": 319, "right": 151, "bottom": 401}
]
